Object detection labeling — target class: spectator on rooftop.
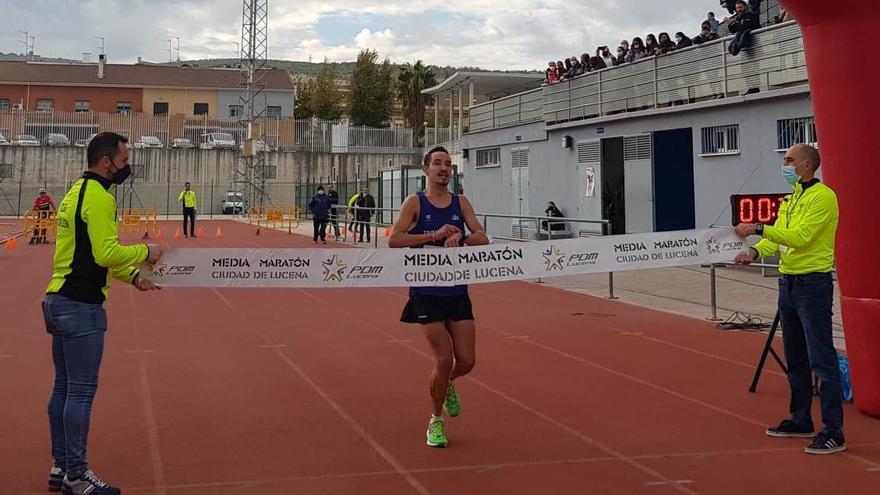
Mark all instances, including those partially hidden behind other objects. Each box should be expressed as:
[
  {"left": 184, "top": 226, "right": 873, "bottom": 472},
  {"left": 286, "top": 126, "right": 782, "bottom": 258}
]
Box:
[
  {"left": 580, "top": 53, "right": 591, "bottom": 73},
  {"left": 693, "top": 25, "right": 720, "bottom": 44},
  {"left": 589, "top": 56, "right": 607, "bottom": 71},
  {"left": 547, "top": 61, "right": 559, "bottom": 83},
  {"left": 656, "top": 32, "right": 676, "bottom": 55},
  {"left": 645, "top": 34, "right": 659, "bottom": 56},
  {"left": 561, "top": 58, "right": 573, "bottom": 80},
  {"left": 748, "top": 0, "right": 762, "bottom": 15},
  {"left": 625, "top": 37, "right": 647, "bottom": 63},
  {"left": 725, "top": 0, "right": 760, "bottom": 56},
  {"left": 706, "top": 12, "right": 721, "bottom": 34},
  {"left": 556, "top": 60, "right": 566, "bottom": 80},
  {"left": 619, "top": 40, "right": 630, "bottom": 52},
  {"left": 566, "top": 56, "right": 582, "bottom": 78},
  {"left": 600, "top": 46, "right": 616, "bottom": 67},
  {"left": 616, "top": 46, "right": 627, "bottom": 65},
  {"left": 544, "top": 68, "right": 553, "bottom": 85},
  {"left": 675, "top": 31, "right": 694, "bottom": 49},
  {"left": 721, "top": 0, "right": 736, "bottom": 15}
]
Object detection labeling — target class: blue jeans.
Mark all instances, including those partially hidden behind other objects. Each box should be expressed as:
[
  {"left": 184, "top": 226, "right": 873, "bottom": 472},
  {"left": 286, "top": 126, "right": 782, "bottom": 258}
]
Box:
[
  {"left": 778, "top": 273, "right": 843, "bottom": 435},
  {"left": 42, "top": 294, "right": 107, "bottom": 477}
]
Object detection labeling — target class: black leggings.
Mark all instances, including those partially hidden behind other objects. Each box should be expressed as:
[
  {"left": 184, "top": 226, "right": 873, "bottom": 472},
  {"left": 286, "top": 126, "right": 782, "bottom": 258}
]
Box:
[{"left": 183, "top": 207, "right": 196, "bottom": 236}]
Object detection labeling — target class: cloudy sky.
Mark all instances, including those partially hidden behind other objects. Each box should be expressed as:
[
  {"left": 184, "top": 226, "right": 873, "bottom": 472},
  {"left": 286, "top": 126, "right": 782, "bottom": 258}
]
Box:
[{"left": 2, "top": 0, "right": 718, "bottom": 70}]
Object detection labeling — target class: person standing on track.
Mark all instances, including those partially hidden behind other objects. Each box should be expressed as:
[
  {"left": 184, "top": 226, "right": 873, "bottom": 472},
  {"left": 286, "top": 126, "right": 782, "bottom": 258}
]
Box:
[
  {"left": 178, "top": 182, "right": 197, "bottom": 238},
  {"left": 32, "top": 187, "right": 57, "bottom": 244},
  {"left": 389, "top": 146, "right": 489, "bottom": 448},
  {"left": 42, "top": 132, "right": 163, "bottom": 494}
]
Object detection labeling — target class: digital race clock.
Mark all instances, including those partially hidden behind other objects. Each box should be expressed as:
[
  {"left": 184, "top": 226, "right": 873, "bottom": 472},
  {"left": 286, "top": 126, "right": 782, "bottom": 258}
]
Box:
[{"left": 730, "top": 193, "right": 788, "bottom": 226}]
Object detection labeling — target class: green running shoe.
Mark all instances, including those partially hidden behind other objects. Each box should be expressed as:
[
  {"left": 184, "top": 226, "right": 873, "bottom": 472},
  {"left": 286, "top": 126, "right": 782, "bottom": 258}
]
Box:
[
  {"left": 426, "top": 418, "right": 448, "bottom": 448},
  {"left": 443, "top": 383, "right": 461, "bottom": 417}
]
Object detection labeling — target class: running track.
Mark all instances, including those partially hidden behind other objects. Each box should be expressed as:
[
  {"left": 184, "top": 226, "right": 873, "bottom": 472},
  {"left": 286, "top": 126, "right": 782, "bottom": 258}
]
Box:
[{"left": 1, "top": 220, "right": 878, "bottom": 494}]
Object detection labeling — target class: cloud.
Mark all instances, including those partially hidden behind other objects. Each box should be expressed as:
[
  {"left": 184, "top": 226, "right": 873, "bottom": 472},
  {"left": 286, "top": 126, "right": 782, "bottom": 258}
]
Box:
[{"left": 0, "top": 0, "right": 727, "bottom": 69}]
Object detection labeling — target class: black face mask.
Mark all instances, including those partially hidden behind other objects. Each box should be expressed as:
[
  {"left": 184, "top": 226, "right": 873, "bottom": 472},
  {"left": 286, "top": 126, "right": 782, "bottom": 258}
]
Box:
[{"left": 109, "top": 159, "right": 131, "bottom": 184}]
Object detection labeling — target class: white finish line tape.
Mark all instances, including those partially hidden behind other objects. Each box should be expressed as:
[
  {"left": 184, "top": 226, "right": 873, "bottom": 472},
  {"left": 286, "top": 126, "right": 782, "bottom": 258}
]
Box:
[{"left": 142, "top": 228, "right": 746, "bottom": 288}]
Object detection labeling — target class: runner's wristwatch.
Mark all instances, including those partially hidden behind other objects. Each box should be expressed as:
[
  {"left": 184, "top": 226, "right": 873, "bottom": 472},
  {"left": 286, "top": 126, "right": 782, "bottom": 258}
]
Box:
[{"left": 755, "top": 223, "right": 764, "bottom": 235}]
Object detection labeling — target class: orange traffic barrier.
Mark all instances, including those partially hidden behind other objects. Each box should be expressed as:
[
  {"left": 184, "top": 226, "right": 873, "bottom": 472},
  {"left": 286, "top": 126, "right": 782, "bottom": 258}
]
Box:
[
  {"left": 215, "top": 227, "right": 223, "bottom": 238},
  {"left": 174, "top": 229, "right": 182, "bottom": 240}
]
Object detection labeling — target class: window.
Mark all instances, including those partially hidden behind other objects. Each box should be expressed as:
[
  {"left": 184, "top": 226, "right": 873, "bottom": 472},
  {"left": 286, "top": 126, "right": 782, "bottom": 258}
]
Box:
[
  {"left": 36, "top": 99, "right": 54, "bottom": 112},
  {"left": 0, "top": 99, "right": 9, "bottom": 110},
  {"left": 267, "top": 105, "right": 282, "bottom": 118},
  {"left": 0, "top": 164, "right": 13, "bottom": 179},
  {"left": 193, "top": 103, "right": 209, "bottom": 115},
  {"left": 700, "top": 124, "right": 740, "bottom": 155},
  {"left": 777, "top": 117, "right": 817, "bottom": 150},
  {"left": 475, "top": 147, "right": 501, "bottom": 168},
  {"left": 512, "top": 149, "right": 529, "bottom": 168},
  {"left": 153, "top": 102, "right": 169, "bottom": 115},
  {"left": 116, "top": 101, "right": 132, "bottom": 114},
  {"left": 75, "top": 101, "right": 91, "bottom": 113},
  {"left": 229, "top": 105, "right": 243, "bottom": 118}
]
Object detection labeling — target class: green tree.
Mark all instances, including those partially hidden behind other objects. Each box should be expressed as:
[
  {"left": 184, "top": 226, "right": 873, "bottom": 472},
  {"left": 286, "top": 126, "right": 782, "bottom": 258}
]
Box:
[
  {"left": 295, "top": 66, "right": 343, "bottom": 120},
  {"left": 396, "top": 60, "right": 437, "bottom": 143},
  {"left": 348, "top": 49, "right": 394, "bottom": 127}
]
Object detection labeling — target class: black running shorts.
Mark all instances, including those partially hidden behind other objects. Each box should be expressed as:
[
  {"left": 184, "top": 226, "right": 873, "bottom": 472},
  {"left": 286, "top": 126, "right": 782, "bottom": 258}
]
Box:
[{"left": 400, "top": 295, "right": 474, "bottom": 324}]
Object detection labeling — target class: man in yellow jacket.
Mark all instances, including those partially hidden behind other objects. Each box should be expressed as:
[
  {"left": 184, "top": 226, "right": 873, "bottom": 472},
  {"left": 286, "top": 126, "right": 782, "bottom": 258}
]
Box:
[
  {"left": 43, "top": 132, "right": 163, "bottom": 494},
  {"left": 735, "top": 144, "right": 845, "bottom": 455},
  {"left": 178, "top": 182, "right": 197, "bottom": 238}
]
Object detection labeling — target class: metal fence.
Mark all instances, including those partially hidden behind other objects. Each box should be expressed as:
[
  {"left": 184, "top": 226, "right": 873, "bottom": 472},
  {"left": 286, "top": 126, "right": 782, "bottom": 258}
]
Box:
[
  {"left": 468, "top": 88, "right": 543, "bottom": 132},
  {"left": 0, "top": 111, "right": 419, "bottom": 153}
]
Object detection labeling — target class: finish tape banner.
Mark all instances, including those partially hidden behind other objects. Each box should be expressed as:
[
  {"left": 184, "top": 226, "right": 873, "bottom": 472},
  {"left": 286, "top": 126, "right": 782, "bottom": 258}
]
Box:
[{"left": 142, "top": 228, "right": 746, "bottom": 288}]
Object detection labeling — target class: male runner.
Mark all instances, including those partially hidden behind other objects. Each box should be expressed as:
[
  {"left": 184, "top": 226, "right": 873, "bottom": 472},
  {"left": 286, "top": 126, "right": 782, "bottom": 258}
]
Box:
[{"left": 388, "top": 146, "right": 489, "bottom": 448}]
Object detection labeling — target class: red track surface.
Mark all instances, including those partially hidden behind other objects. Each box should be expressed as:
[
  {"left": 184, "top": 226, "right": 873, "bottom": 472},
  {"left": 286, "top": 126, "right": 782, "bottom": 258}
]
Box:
[{"left": 1, "top": 220, "right": 878, "bottom": 494}]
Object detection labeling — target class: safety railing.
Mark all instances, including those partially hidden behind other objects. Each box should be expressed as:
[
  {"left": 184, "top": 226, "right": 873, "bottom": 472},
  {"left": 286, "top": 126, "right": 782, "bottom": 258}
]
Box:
[
  {"left": 542, "top": 21, "right": 806, "bottom": 125},
  {"left": 22, "top": 210, "right": 56, "bottom": 242},
  {"left": 468, "top": 88, "right": 544, "bottom": 132}
]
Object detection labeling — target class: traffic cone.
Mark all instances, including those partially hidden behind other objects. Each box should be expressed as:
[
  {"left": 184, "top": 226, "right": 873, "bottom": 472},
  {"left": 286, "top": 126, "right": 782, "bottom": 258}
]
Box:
[
  {"left": 196, "top": 227, "right": 204, "bottom": 238},
  {"left": 384, "top": 227, "right": 392, "bottom": 237},
  {"left": 4, "top": 237, "right": 16, "bottom": 250},
  {"left": 174, "top": 228, "right": 182, "bottom": 240},
  {"left": 215, "top": 227, "right": 223, "bottom": 238},
  {"left": 156, "top": 230, "right": 164, "bottom": 240},
  {"left": 142, "top": 231, "right": 151, "bottom": 240}
]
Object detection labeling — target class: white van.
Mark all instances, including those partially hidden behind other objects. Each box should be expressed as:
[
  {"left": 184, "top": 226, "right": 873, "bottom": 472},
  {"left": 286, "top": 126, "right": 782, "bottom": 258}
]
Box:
[{"left": 199, "top": 132, "right": 236, "bottom": 150}]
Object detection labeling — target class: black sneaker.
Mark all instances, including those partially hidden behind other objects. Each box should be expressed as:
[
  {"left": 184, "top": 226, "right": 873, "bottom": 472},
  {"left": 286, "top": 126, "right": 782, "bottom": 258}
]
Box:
[
  {"left": 805, "top": 431, "right": 847, "bottom": 455},
  {"left": 766, "top": 419, "right": 816, "bottom": 438},
  {"left": 61, "top": 470, "right": 121, "bottom": 495},
  {"left": 48, "top": 466, "right": 65, "bottom": 492}
]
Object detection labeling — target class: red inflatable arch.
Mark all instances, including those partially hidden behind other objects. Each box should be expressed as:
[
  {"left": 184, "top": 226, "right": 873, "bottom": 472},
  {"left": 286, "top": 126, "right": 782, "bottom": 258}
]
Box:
[{"left": 782, "top": 0, "right": 880, "bottom": 416}]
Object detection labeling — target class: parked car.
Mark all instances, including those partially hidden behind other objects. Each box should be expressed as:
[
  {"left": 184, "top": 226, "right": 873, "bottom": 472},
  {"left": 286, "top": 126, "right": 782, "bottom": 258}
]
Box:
[
  {"left": 133, "top": 135, "right": 163, "bottom": 149},
  {"left": 200, "top": 132, "right": 236, "bottom": 150},
  {"left": 222, "top": 191, "right": 245, "bottom": 214},
  {"left": 13, "top": 135, "right": 40, "bottom": 146},
  {"left": 0, "top": 133, "right": 9, "bottom": 146},
  {"left": 74, "top": 133, "right": 98, "bottom": 148},
  {"left": 171, "top": 137, "right": 195, "bottom": 149},
  {"left": 44, "top": 133, "right": 71, "bottom": 147}
]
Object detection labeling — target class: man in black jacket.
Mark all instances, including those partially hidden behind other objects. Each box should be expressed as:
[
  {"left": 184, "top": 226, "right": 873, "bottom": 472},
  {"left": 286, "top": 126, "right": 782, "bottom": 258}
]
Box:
[
  {"left": 356, "top": 186, "right": 375, "bottom": 243},
  {"left": 726, "top": 0, "right": 760, "bottom": 56},
  {"left": 326, "top": 184, "right": 340, "bottom": 237},
  {"left": 308, "top": 185, "right": 332, "bottom": 244}
]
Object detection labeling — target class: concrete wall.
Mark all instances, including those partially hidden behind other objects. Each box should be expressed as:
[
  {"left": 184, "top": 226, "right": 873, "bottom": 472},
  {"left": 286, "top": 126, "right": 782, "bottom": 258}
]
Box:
[
  {"left": 0, "top": 147, "right": 420, "bottom": 216},
  {"left": 216, "top": 90, "right": 295, "bottom": 118},
  {"left": 462, "top": 89, "right": 815, "bottom": 238}
]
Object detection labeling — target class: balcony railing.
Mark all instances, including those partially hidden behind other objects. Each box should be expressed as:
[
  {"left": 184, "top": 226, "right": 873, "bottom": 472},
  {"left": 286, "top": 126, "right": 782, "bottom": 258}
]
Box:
[{"left": 463, "top": 20, "right": 806, "bottom": 134}]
